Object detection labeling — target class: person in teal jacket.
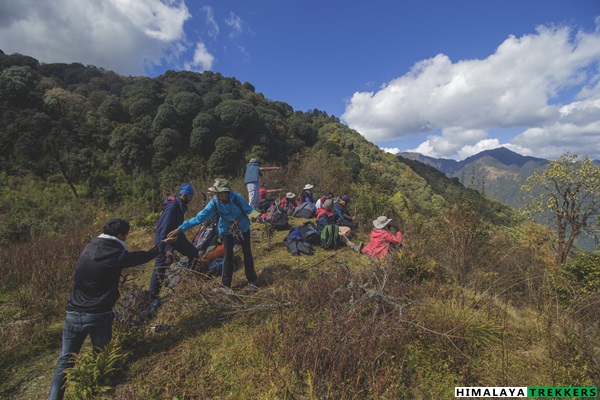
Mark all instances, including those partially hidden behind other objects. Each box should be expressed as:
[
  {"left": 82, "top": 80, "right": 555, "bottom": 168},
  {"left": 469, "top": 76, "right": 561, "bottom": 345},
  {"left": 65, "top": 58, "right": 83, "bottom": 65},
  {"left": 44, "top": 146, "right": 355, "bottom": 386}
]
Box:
[{"left": 168, "top": 179, "right": 259, "bottom": 291}]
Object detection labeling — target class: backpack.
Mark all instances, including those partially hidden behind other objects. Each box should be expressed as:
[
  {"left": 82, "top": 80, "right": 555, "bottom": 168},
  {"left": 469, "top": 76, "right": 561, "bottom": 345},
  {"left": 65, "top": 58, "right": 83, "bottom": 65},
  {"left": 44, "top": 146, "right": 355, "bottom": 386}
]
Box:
[
  {"left": 293, "top": 201, "right": 317, "bottom": 218},
  {"left": 256, "top": 198, "right": 276, "bottom": 213},
  {"left": 320, "top": 224, "right": 339, "bottom": 250},
  {"left": 298, "top": 221, "right": 320, "bottom": 245},
  {"left": 206, "top": 257, "right": 224, "bottom": 277},
  {"left": 192, "top": 218, "right": 219, "bottom": 253},
  {"left": 271, "top": 205, "right": 290, "bottom": 230},
  {"left": 283, "top": 226, "right": 314, "bottom": 256}
]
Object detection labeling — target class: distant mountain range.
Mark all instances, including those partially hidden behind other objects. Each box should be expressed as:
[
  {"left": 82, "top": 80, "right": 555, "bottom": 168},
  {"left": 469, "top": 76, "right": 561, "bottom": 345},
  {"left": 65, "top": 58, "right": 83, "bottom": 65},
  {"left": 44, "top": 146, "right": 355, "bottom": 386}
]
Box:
[
  {"left": 398, "top": 147, "right": 598, "bottom": 251},
  {"left": 398, "top": 147, "right": 549, "bottom": 209}
]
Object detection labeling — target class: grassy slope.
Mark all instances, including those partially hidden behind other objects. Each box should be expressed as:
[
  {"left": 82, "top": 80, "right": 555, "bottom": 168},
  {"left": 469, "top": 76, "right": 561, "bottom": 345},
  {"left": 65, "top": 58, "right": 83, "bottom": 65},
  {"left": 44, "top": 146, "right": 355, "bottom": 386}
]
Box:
[{"left": 4, "top": 219, "right": 600, "bottom": 399}]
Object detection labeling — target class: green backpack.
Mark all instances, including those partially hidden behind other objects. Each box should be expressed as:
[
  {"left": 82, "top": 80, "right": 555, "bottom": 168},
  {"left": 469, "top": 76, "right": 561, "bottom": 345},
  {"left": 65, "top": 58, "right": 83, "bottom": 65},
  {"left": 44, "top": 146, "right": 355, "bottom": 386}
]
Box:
[{"left": 320, "top": 224, "right": 339, "bottom": 250}]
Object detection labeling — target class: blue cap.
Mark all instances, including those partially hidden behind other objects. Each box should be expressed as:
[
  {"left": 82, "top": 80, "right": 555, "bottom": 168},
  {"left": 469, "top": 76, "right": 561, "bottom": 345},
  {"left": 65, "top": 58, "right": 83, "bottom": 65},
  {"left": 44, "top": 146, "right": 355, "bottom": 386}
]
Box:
[
  {"left": 179, "top": 183, "right": 194, "bottom": 195},
  {"left": 341, "top": 195, "right": 350, "bottom": 203}
]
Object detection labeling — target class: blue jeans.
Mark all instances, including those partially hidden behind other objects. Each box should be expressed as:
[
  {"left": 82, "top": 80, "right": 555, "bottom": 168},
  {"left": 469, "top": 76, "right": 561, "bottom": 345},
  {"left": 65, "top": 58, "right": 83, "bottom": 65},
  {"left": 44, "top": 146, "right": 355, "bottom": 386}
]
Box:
[{"left": 49, "top": 310, "right": 115, "bottom": 400}]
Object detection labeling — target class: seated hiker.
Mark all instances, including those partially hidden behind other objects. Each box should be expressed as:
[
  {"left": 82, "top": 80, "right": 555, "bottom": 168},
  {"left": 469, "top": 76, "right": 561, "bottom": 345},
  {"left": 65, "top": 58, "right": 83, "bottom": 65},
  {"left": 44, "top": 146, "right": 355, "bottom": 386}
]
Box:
[
  {"left": 333, "top": 195, "right": 357, "bottom": 228},
  {"left": 316, "top": 199, "right": 362, "bottom": 252},
  {"left": 280, "top": 192, "right": 298, "bottom": 215},
  {"left": 315, "top": 192, "right": 334, "bottom": 209},
  {"left": 362, "top": 216, "right": 403, "bottom": 258},
  {"left": 259, "top": 182, "right": 283, "bottom": 200},
  {"left": 299, "top": 184, "right": 315, "bottom": 204},
  {"left": 255, "top": 183, "right": 281, "bottom": 214}
]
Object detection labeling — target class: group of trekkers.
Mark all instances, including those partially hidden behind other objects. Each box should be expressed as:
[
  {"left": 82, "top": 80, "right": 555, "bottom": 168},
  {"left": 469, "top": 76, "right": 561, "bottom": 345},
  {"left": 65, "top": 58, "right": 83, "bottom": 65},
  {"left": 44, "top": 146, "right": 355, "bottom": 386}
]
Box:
[{"left": 48, "top": 158, "right": 403, "bottom": 400}]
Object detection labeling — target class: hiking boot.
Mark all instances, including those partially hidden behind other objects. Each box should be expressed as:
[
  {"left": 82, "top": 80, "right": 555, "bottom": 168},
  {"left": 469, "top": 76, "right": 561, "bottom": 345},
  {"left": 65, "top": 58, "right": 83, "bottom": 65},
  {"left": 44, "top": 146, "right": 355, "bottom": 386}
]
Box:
[
  {"left": 247, "top": 282, "right": 259, "bottom": 292},
  {"left": 352, "top": 242, "right": 364, "bottom": 253},
  {"left": 220, "top": 286, "right": 234, "bottom": 296}
]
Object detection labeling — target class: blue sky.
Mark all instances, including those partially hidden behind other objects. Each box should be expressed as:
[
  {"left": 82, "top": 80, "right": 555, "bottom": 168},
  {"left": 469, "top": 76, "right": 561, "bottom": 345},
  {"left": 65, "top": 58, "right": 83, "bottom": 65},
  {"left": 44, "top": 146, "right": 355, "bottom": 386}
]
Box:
[{"left": 1, "top": 0, "right": 599, "bottom": 160}]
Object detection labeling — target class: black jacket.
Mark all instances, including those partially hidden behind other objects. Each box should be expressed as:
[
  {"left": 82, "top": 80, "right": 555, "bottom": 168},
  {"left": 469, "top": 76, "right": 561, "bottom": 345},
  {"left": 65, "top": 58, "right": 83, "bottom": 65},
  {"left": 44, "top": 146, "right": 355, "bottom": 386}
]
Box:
[{"left": 67, "top": 236, "right": 162, "bottom": 313}]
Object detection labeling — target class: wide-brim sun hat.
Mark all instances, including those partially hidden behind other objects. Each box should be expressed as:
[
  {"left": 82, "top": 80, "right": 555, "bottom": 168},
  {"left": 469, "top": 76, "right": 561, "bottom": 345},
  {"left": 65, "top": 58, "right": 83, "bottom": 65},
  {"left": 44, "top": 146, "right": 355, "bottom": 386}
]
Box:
[
  {"left": 208, "top": 178, "right": 232, "bottom": 193},
  {"left": 303, "top": 184, "right": 313, "bottom": 190},
  {"left": 373, "top": 216, "right": 392, "bottom": 229},
  {"left": 249, "top": 158, "right": 257, "bottom": 163},
  {"left": 286, "top": 192, "right": 296, "bottom": 199}
]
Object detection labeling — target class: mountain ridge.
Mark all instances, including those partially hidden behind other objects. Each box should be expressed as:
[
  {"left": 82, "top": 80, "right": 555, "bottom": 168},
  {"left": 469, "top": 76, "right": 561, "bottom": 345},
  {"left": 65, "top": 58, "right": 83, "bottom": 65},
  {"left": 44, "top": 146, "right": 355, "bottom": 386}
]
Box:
[{"left": 399, "top": 147, "right": 548, "bottom": 176}]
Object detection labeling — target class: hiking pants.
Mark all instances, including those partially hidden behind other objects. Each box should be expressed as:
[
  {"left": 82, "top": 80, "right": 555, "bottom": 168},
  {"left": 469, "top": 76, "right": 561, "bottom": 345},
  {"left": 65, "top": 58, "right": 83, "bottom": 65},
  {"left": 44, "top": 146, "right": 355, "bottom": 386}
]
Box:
[
  {"left": 221, "top": 230, "right": 257, "bottom": 287},
  {"left": 246, "top": 181, "right": 259, "bottom": 208},
  {"left": 149, "top": 234, "right": 198, "bottom": 299}
]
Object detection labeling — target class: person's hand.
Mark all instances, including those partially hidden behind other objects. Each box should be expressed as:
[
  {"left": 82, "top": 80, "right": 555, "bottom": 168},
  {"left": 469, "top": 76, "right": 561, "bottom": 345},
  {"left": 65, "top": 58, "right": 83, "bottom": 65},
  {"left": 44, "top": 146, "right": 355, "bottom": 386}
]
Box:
[
  {"left": 249, "top": 209, "right": 260, "bottom": 218},
  {"left": 166, "top": 228, "right": 180, "bottom": 240},
  {"left": 163, "top": 235, "right": 177, "bottom": 244}
]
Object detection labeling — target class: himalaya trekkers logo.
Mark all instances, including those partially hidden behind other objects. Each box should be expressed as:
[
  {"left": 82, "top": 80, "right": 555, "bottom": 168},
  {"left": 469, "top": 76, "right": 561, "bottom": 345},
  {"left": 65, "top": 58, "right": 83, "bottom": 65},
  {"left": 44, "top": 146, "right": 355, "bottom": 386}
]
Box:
[{"left": 455, "top": 386, "right": 598, "bottom": 398}]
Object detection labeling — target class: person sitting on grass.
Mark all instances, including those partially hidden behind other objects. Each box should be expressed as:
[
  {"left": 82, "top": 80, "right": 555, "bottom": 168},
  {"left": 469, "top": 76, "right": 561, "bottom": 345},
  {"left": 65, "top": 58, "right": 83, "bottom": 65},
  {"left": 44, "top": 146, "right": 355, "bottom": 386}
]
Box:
[
  {"left": 361, "top": 216, "right": 403, "bottom": 258},
  {"left": 280, "top": 192, "right": 299, "bottom": 215},
  {"left": 316, "top": 198, "right": 362, "bottom": 252}
]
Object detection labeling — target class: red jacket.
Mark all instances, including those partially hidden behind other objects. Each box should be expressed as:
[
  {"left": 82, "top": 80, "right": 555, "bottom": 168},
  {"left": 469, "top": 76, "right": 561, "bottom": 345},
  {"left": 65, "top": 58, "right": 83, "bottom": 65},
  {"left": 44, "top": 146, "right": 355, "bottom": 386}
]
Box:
[{"left": 361, "top": 229, "right": 403, "bottom": 258}]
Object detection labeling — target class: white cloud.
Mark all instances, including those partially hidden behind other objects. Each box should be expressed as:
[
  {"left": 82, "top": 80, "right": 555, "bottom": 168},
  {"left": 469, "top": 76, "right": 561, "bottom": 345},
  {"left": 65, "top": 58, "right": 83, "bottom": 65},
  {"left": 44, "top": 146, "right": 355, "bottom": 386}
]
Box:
[
  {"left": 407, "top": 128, "right": 487, "bottom": 158},
  {"left": 183, "top": 41, "right": 214, "bottom": 71},
  {"left": 381, "top": 147, "right": 400, "bottom": 155},
  {"left": 225, "top": 12, "right": 243, "bottom": 38},
  {"left": 0, "top": 0, "right": 191, "bottom": 75},
  {"left": 343, "top": 21, "right": 600, "bottom": 160},
  {"left": 202, "top": 5, "right": 219, "bottom": 39}
]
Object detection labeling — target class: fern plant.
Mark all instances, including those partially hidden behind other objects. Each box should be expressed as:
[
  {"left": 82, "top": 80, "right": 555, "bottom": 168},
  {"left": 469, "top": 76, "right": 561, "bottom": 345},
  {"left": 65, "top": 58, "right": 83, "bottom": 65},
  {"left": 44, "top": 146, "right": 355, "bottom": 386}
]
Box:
[{"left": 64, "top": 332, "right": 130, "bottom": 400}]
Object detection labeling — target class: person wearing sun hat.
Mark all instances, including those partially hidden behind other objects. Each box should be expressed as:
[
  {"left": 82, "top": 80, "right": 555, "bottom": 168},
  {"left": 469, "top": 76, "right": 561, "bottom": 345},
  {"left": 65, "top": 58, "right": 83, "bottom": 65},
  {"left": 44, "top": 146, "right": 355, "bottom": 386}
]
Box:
[
  {"left": 279, "top": 192, "right": 299, "bottom": 215},
  {"left": 299, "top": 184, "right": 314, "bottom": 204},
  {"left": 361, "top": 215, "right": 403, "bottom": 258},
  {"left": 167, "top": 179, "right": 260, "bottom": 292},
  {"left": 148, "top": 183, "right": 199, "bottom": 303}
]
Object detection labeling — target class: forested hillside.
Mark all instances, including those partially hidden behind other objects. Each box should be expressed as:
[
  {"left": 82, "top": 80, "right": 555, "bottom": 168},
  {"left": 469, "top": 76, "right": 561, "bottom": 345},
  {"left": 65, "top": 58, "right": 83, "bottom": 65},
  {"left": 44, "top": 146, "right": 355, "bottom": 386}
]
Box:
[
  {"left": 1, "top": 51, "right": 599, "bottom": 399},
  {"left": 0, "top": 49, "right": 511, "bottom": 244}
]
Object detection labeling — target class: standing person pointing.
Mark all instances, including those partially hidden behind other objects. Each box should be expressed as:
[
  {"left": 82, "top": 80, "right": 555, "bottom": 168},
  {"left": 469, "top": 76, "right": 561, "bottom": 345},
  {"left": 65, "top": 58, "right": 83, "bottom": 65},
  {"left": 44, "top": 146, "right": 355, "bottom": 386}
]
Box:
[
  {"left": 168, "top": 179, "right": 259, "bottom": 292},
  {"left": 244, "top": 158, "right": 281, "bottom": 208}
]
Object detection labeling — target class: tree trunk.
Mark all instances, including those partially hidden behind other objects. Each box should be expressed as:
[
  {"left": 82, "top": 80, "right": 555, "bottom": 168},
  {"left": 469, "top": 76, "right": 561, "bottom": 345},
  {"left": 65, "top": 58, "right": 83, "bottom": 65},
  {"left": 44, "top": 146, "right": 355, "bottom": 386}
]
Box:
[{"left": 52, "top": 151, "right": 79, "bottom": 199}]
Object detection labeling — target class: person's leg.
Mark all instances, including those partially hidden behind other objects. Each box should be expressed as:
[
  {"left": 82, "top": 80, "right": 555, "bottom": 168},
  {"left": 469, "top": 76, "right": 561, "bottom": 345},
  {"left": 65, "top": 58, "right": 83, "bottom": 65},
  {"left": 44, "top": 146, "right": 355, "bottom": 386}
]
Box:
[
  {"left": 221, "top": 234, "right": 235, "bottom": 287},
  {"left": 49, "top": 312, "right": 88, "bottom": 400},
  {"left": 173, "top": 234, "right": 199, "bottom": 268},
  {"left": 86, "top": 311, "right": 115, "bottom": 351},
  {"left": 148, "top": 253, "right": 168, "bottom": 300},
  {"left": 246, "top": 182, "right": 258, "bottom": 208},
  {"left": 240, "top": 230, "right": 258, "bottom": 284},
  {"left": 339, "top": 235, "right": 362, "bottom": 252}
]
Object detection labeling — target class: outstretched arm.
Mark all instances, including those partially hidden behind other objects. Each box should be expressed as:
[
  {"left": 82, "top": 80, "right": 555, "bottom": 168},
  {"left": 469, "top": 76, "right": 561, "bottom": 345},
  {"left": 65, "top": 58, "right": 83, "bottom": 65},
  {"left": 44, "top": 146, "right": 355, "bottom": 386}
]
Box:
[{"left": 259, "top": 166, "right": 281, "bottom": 172}]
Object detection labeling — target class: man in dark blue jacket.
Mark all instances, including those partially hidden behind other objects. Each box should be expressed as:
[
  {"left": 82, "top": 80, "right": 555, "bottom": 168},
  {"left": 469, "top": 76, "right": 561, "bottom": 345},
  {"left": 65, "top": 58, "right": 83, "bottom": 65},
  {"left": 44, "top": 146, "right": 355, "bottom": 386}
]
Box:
[
  {"left": 49, "top": 219, "right": 172, "bottom": 400},
  {"left": 148, "top": 183, "right": 198, "bottom": 302}
]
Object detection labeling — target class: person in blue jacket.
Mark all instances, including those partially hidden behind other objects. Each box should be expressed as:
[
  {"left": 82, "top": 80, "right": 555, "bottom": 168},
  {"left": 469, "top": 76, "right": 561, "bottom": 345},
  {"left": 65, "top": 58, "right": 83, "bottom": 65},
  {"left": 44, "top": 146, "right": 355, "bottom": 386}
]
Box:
[
  {"left": 148, "top": 183, "right": 198, "bottom": 302},
  {"left": 244, "top": 158, "right": 280, "bottom": 208},
  {"left": 168, "top": 179, "right": 259, "bottom": 292}
]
